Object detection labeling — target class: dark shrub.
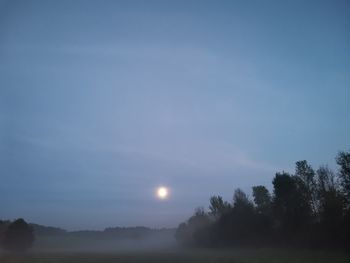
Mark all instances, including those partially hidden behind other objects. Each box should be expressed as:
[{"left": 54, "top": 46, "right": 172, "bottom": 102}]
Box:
[{"left": 2, "top": 218, "right": 34, "bottom": 252}]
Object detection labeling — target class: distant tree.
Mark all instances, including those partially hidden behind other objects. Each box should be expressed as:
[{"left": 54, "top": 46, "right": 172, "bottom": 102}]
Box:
[
  {"left": 272, "top": 172, "right": 296, "bottom": 229},
  {"left": 233, "top": 188, "right": 253, "bottom": 210},
  {"left": 336, "top": 151, "right": 350, "bottom": 202},
  {"left": 272, "top": 172, "right": 311, "bottom": 233},
  {"left": 2, "top": 219, "right": 34, "bottom": 252},
  {"left": 188, "top": 207, "right": 211, "bottom": 232},
  {"left": 193, "top": 206, "right": 206, "bottom": 217},
  {"left": 209, "top": 195, "right": 231, "bottom": 219},
  {"left": 252, "top": 185, "right": 273, "bottom": 238},
  {"left": 335, "top": 151, "right": 350, "bottom": 247},
  {"left": 295, "top": 160, "right": 316, "bottom": 189},
  {"left": 317, "top": 166, "right": 338, "bottom": 195},
  {"left": 252, "top": 186, "right": 271, "bottom": 214},
  {"left": 30, "top": 223, "right": 66, "bottom": 236},
  {"left": 316, "top": 166, "right": 345, "bottom": 230},
  {"left": 175, "top": 207, "right": 211, "bottom": 246},
  {"left": 295, "top": 160, "right": 317, "bottom": 214},
  {"left": 215, "top": 189, "right": 257, "bottom": 245}
]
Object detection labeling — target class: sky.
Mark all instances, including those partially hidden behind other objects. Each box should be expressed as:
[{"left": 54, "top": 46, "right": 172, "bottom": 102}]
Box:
[{"left": 0, "top": 0, "right": 349, "bottom": 230}]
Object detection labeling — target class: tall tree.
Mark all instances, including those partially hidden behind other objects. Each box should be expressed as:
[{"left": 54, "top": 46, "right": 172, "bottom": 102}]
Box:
[
  {"left": 336, "top": 151, "right": 350, "bottom": 202},
  {"left": 233, "top": 188, "right": 253, "bottom": 209},
  {"left": 252, "top": 185, "right": 273, "bottom": 237},
  {"left": 209, "top": 195, "right": 231, "bottom": 219},
  {"left": 295, "top": 160, "right": 317, "bottom": 214},
  {"left": 252, "top": 185, "right": 271, "bottom": 214},
  {"left": 178, "top": 207, "right": 212, "bottom": 246},
  {"left": 316, "top": 166, "right": 345, "bottom": 228},
  {"left": 295, "top": 160, "right": 315, "bottom": 188},
  {"left": 220, "top": 189, "right": 256, "bottom": 243},
  {"left": 272, "top": 172, "right": 311, "bottom": 232}
]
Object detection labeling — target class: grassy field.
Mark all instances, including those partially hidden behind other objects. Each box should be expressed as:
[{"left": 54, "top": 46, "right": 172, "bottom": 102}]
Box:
[{"left": 1, "top": 249, "right": 349, "bottom": 263}]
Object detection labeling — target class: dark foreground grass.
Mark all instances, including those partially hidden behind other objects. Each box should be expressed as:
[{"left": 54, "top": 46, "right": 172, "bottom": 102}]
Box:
[{"left": 1, "top": 248, "right": 350, "bottom": 263}]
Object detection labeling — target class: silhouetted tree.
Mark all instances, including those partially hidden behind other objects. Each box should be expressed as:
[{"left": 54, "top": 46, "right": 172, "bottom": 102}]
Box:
[
  {"left": 175, "top": 207, "right": 211, "bottom": 246},
  {"left": 252, "top": 185, "right": 273, "bottom": 239},
  {"left": 209, "top": 195, "right": 231, "bottom": 219},
  {"left": 316, "top": 166, "right": 345, "bottom": 242},
  {"left": 272, "top": 172, "right": 311, "bottom": 233},
  {"left": 2, "top": 218, "right": 34, "bottom": 252},
  {"left": 295, "top": 160, "right": 316, "bottom": 189},
  {"left": 233, "top": 188, "right": 252, "bottom": 208},
  {"left": 175, "top": 151, "right": 350, "bottom": 249},
  {"left": 336, "top": 151, "right": 350, "bottom": 202},
  {"left": 215, "top": 189, "right": 257, "bottom": 245},
  {"left": 295, "top": 160, "right": 317, "bottom": 214},
  {"left": 335, "top": 151, "right": 350, "bottom": 247},
  {"left": 252, "top": 185, "right": 271, "bottom": 214}
]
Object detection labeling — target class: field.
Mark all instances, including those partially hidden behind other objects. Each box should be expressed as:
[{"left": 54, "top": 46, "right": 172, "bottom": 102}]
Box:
[{"left": 1, "top": 249, "right": 350, "bottom": 263}]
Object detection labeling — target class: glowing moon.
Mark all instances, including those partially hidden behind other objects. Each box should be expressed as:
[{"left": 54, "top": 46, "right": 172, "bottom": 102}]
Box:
[{"left": 156, "top": 186, "right": 169, "bottom": 199}]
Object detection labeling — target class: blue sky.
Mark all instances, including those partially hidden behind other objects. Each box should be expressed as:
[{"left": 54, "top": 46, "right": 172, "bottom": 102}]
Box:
[{"left": 0, "top": 0, "right": 349, "bottom": 230}]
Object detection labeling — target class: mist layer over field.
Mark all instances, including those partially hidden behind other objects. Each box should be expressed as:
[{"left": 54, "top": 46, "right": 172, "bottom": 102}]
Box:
[{"left": 32, "top": 232, "right": 176, "bottom": 253}]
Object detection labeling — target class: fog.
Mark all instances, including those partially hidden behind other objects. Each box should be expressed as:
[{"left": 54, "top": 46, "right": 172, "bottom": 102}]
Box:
[{"left": 32, "top": 230, "right": 177, "bottom": 253}]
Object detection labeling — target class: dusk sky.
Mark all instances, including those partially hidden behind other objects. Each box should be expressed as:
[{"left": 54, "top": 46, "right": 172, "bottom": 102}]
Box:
[{"left": 1, "top": 0, "right": 349, "bottom": 230}]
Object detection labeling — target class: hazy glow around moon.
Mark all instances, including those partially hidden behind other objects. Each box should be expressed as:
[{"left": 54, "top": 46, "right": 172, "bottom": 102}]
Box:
[{"left": 156, "top": 186, "right": 169, "bottom": 199}]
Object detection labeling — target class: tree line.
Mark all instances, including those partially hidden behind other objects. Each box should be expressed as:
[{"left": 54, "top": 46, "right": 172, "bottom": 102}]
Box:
[
  {"left": 0, "top": 219, "right": 175, "bottom": 252},
  {"left": 175, "top": 151, "right": 350, "bottom": 248},
  {"left": 0, "top": 218, "right": 34, "bottom": 252}
]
